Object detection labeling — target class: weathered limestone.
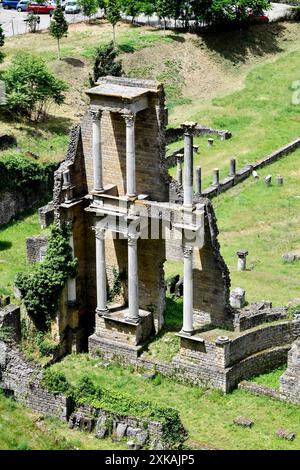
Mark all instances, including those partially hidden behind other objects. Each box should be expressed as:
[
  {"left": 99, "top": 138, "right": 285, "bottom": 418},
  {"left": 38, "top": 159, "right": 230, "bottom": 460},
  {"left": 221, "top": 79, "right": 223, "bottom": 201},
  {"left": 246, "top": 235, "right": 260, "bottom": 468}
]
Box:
[
  {"left": 212, "top": 168, "right": 220, "bottom": 186},
  {"left": 230, "top": 159, "right": 236, "bottom": 177},
  {"left": 230, "top": 288, "right": 246, "bottom": 309},
  {"left": 264, "top": 175, "right": 272, "bottom": 186},
  {"left": 176, "top": 155, "right": 183, "bottom": 185},
  {"left": 195, "top": 166, "right": 201, "bottom": 195},
  {"left": 182, "top": 123, "right": 197, "bottom": 208},
  {"left": 123, "top": 113, "right": 136, "bottom": 197},
  {"left": 181, "top": 246, "right": 194, "bottom": 335},
  {"left": 277, "top": 175, "right": 284, "bottom": 186},
  {"left": 94, "top": 224, "right": 108, "bottom": 316},
  {"left": 237, "top": 250, "right": 248, "bottom": 271},
  {"left": 126, "top": 233, "right": 140, "bottom": 322},
  {"left": 90, "top": 107, "right": 104, "bottom": 193},
  {"left": 208, "top": 138, "right": 214, "bottom": 147}
]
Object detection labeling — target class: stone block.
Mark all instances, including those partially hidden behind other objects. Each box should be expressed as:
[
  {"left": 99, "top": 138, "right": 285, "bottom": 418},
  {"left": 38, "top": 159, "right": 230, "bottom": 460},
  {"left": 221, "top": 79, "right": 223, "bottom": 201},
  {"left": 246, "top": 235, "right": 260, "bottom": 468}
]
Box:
[
  {"left": 276, "top": 429, "right": 296, "bottom": 441},
  {"left": 230, "top": 288, "right": 246, "bottom": 309},
  {"left": 116, "top": 423, "right": 127, "bottom": 440},
  {"left": 233, "top": 416, "right": 254, "bottom": 428}
]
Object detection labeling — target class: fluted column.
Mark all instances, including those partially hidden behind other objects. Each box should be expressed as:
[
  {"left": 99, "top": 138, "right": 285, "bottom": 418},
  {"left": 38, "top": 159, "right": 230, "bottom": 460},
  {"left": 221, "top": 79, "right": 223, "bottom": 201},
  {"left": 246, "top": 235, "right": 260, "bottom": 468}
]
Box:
[
  {"left": 126, "top": 234, "right": 140, "bottom": 322},
  {"left": 181, "top": 246, "right": 194, "bottom": 335},
  {"left": 123, "top": 113, "right": 136, "bottom": 197},
  {"left": 94, "top": 225, "right": 108, "bottom": 316},
  {"left": 90, "top": 107, "right": 104, "bottom": 192}
]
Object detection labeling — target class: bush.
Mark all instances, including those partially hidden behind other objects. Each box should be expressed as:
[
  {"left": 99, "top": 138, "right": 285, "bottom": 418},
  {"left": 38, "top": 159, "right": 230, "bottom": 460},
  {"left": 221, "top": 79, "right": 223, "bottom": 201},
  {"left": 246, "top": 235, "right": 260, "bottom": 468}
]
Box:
[
  {"left": 35, "top": 332, "right": 59, "bottom": 357},
  {"left": 15, "top": 225, "right": 77, "bottom": 331},
  {"left": 0, "top": 153, "right": 57, "bottom": 196},
  {"left": 2, "top": 53, "right": 67, "bottom": 121},
  {"left": 42, "top": 369, "right": 70, "bottom": 395},
  {"left": 89, "top": 41, "right": 123, "bottom": 87}
]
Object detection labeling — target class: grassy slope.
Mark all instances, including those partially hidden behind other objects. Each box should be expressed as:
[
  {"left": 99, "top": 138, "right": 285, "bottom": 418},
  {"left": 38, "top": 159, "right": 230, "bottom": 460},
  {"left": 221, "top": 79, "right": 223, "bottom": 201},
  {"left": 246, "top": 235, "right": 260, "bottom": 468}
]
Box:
[
  {"left": 0, "top": 392, "right": 125, "bottom": 450},
  {"left": 0, "top": 210, "right": 48, "bottom": 295},
  {"left": 52, "top": 354, "right": 300, "bottom": 450}
]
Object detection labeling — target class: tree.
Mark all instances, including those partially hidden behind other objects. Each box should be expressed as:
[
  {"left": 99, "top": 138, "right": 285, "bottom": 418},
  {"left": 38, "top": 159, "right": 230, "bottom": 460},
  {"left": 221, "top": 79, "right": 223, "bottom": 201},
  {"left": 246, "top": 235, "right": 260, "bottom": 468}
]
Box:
[
  {"left": 49, "top": 0, "right": 68, "bottom": 60},
  {"left": 119, "top": 0, "right": 142, "bottom": 23},
  {"left": 156, "top": 0, "right": 174, "bottom": 32},
  {"left": 3, "top": 53, "right": 67, "bottom": 121},
  {"left": 78, "top": 0, "right": 98, "bottom": 21},
  {"left": 0, "top": 24, "right": 5, "bottom": 64},
  {"left": 106, "top": 0, "right": 121, "bottom": 47},
  {"left": 89, "top": 41, "right": 123, "bottom": 86},
  {"left": 140, "top": 1, "right": 155, "bottom": 25}
]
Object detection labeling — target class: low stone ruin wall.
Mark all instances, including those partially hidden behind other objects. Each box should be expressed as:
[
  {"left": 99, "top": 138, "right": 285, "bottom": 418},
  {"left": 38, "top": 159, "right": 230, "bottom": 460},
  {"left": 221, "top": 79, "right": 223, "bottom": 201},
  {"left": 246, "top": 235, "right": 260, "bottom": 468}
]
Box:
[
  {"left": 69, "top": 405, "right": 168, "bottom": 450},
  {"left": 26, "top": 236, "right": 48, "bottom": 264},
  {"left": 165, "top": 125, "right": 231, "bottom": 145},
  {"left": 0, "top": 191, "right": 42, "bottom": 226},
  {"left": 238, "top": 381, "right": 281, "bottom": 400}
]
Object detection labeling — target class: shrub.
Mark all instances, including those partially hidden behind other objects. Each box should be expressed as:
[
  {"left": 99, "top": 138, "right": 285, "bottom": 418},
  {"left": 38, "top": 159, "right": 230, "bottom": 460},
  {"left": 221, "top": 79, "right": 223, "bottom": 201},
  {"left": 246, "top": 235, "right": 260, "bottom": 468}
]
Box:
[
  {"left": 89, "top": 41, "right": 123, "bottom": 87},
  {"left": 0, "top": 24, "right": 5, "bottom": 64},
  {"left": 2, "top": 53, "right": 67, "bottom": 121},
  {"left": 42, "top": 369, "right": 70, "bottom": 394},
  {"left": 15, "top": 225, "right": 77, "bottom": 331},
  {"left": 0, "top": 153, "right": 57, "bottom": 196}
]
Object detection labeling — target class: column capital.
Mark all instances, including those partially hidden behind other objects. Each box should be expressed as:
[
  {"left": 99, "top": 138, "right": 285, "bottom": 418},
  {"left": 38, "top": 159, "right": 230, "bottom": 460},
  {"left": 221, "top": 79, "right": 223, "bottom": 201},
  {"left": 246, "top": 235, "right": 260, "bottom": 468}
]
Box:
[
  {"left": 89, "top": 107, "right": 103, "bottom": 122},
  {"left": 93, "top": 226, "right": 106, "bottom": 240},
  {"left": 122, "top": 113, "right": 136, "bottom": 127},
  {"left": 183, "top": 245, "right": 193, "bottom": 258},
  {"left": 127, "top": 232, "right": 139, "bottom": 246}
]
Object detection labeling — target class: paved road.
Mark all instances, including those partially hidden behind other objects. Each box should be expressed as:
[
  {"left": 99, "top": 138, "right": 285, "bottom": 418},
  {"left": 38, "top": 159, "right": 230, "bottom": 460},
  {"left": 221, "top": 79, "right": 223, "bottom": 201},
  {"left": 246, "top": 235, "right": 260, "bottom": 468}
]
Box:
[{"left": 0, "top": 3, "right": 295, "bottom": 37}]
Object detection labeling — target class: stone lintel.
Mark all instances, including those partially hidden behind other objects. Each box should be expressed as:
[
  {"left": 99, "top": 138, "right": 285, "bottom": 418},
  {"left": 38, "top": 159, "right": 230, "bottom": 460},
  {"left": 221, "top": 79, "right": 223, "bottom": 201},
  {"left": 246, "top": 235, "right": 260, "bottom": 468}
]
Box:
[{"left": 60, "top": 198, "right": 84, "bottom": 209}]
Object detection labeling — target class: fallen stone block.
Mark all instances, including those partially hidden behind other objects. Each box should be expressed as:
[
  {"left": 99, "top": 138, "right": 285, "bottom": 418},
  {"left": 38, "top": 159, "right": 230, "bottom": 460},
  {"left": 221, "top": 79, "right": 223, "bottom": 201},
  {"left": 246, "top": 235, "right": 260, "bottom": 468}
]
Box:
[
  {"left": 233, "top": 416, "right": 254, "bottom": 428},
  {"left": 276, "top": 429, "right": 296, "bottom": 441}
]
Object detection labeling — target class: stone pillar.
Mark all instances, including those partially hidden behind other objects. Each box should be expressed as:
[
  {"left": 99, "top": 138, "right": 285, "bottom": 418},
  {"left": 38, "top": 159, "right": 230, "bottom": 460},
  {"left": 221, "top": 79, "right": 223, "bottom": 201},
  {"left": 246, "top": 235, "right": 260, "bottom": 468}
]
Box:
[
  {"left": 230, "top": 159, "right": 236, "bottom": 177},
  {"left": 237, "top": 250, "right": 248, "bottom": 272},
  {"left": 208, "top": 138, "right": 214, "bottom": 147},
  {"left": 94, "top": 225, "right": 108, "bottom": 315},
  {"left": 123, "top": 114, "right": 136, "bottom": 197},
  {"left": 183, "top": 130, "right": 194, "bottom": 208},
  {"left": 213, "top": 168, "right": 220, "bottom": 186},
  {"left": 177, "top": 157, "right": 183, "bottom": 185},
  {"left": 127, "top": 234, "right": 140, "bottom": 322},
  {"left": 90, "top": 108, "right": 104, "bottom": 192},
  {"left": 277, "top": 176, "right": 284, "bottom": 186},
  {"left": 181, "top": 246, "right": 194, "bottom": 335},
  {"left": 67, "top": 233, "right": 76, "bottom": 307},
  {"left": 195, "top": 166, "right": 201, "bottom": 195}
]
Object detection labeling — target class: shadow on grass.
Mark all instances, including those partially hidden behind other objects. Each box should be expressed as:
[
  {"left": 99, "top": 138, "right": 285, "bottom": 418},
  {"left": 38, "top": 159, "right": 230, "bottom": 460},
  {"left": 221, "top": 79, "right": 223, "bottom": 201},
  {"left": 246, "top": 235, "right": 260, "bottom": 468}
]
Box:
[
  {"left": 62, "top": 57, "right": 85, "bottom": 68},
  {"left": 0, "top": 241, "right": 12, "bottom": 251},
  {"left": 199, "top": 22, "right": 286, "bottom": 65},
  {"left": 0, "top": 198, "right": 50, "bottom": 235}
]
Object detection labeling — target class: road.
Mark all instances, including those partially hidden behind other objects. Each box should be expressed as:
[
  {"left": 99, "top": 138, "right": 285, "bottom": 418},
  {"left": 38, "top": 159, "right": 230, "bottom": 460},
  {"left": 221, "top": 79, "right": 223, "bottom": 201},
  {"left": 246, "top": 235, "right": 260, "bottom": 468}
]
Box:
[{"left": 0, "top": 3, "right": 296, "bottom": 37}]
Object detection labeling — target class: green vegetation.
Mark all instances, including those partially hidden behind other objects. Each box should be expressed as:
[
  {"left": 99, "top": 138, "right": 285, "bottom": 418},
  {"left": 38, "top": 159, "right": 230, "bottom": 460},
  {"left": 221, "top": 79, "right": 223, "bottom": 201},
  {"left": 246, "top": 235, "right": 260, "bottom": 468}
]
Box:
[
  {"left": 1, "top": 54, "right": 67, "bottom": 121},
  {"left": 15, "top": 225, "right": 77, "bottom": 330},
  {"left": 0, "top": 24, "right": 5, "bottom": 64},
  {"left": 106, "top": 0, "right": 122, "bottom": 46},
  {"left": 49, "top": 0, "right": 69, "bottom": 61},
  {"left": 214, "top": 148, "right": 300, "bottom": 306},
  {"left": 0, "top": 211, "right": 47, "bottom": 296},
  {"left": 251, "top": 366, "right": 287, "bottom": 390},
  {"left": 42, "top": 370, "right": 184, "bottom": 447},
  {"left": 89, "top": 41, "right": 123, "bottom": 86},
  {"left": 51, "top": 354, "right": 300, "bottom": 450},
  {"left": 0, "top": 391, "right": 125, "bottom": 450}
]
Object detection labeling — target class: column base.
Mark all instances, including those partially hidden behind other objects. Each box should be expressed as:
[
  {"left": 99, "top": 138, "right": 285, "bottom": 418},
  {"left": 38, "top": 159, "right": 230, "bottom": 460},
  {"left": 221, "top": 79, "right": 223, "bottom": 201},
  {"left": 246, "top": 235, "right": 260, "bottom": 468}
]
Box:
[
  {"left": 179, "top": 328, "right": 195, "bottom": 337},
  {"left": 96, "top": 308, "right": 110, "bottom": 317}
]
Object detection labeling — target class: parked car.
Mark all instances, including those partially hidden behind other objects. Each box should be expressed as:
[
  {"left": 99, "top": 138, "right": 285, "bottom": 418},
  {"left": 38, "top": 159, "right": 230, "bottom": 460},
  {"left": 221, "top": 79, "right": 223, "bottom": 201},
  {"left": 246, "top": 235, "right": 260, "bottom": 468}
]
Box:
[
  {"left": 16, "top": 0, "right": 28, "bottom": 11},
  {"left": 65, "top": 0, "right": 80, "bottom": 14},
  {"left": 27, "top": 2, "right": 55, "bottom": 15},
  {"left": 50, "top": 0, "right": 66, "bottom": 10},
  {"left": 248, "top": 10, "right": 269, "bottom": 24},
  {"left": 2, "top": 0, "right": 20, "bottom": 9}
]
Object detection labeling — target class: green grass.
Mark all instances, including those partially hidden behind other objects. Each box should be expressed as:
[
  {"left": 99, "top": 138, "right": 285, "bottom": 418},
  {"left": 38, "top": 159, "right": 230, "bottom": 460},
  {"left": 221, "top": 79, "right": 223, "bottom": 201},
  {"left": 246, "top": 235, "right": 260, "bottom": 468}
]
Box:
[
  {"left": 0, "top": 210, "right": 48, "bottom": 296},
  {"left": 250, "top": 366, "right": 287, "bottom": 390},
  {"left": 214, "top": 147, "right": 300, "bottom": 306},
  {"left": 51, "top": 354, "right": 300, "bottom": 450},
  {"left": 0, "top": 392, "right": 125, "bottom": 450}
]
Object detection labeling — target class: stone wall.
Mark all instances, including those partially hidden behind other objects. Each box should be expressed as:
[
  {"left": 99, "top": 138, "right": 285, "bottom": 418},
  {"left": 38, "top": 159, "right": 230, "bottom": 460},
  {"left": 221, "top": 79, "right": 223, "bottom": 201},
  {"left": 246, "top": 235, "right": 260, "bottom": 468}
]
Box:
[
  {"left": 0, "top": 190, "right": 41, "bottom": 226},
  {"left": 26, "top": 236, "right": 48, "bottom": 263},
  {"left": 165, "top": 124, "right": 231, "bottom": 145},
  {"left": 280, "top": 339, "right": 300, "bottom": 404}
]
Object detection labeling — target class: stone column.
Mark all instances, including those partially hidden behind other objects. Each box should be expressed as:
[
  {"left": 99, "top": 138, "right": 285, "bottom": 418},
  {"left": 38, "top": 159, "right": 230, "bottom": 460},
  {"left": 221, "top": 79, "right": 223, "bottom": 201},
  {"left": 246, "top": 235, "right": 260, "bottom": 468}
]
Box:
[
  {"left": 67, "top": 232, "right": 76, "bottom": 307},
  {"left": 126, "top": 234, "right": 140, "bottom": 322},
  {"left": 181, "top": 246, "right": 194, "bottom": 335},
  {"left": 237, "top": 250, "right": 248, "bottom": 272},
  {"left": 184, "top": 130, "right": 194, "bottom": 208},
  {"left": 213, "top": 168, "right": 220, "bottom": 186},
  {"left": 230, "top": 159, "right": 236, "bottom": 177},
  {"left": 195, "top": 166, "right": 201, "bottom": 195},
  {"left": 90, "top": 108, "right": 104, "bottom": 192},
  {"left": 94, "top": 225, "right": 108, "bottom": 315},
  {"left": 177, "top": 157, "right": 183, "bottom": 185},
  {"left": 123, "top": 114, "right": 136, "bottom": 197}
]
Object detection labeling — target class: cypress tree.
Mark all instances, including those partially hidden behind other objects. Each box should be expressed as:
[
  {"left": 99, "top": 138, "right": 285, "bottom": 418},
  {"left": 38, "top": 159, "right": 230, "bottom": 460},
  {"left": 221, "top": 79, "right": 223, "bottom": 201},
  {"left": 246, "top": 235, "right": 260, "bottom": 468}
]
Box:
[{"left": 49, "top": 1, "right": 69, "bottom": 60}]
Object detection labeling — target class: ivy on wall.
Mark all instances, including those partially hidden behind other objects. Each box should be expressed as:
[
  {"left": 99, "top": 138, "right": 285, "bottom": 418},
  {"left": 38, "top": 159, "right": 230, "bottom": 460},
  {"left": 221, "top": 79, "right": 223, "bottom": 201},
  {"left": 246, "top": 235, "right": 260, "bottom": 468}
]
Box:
[
  {"left": 0, "top": 153, "right": 57, "bottom": 196},
  {"left": 15, "top": 225, "right": 77, "bottom": 331}
]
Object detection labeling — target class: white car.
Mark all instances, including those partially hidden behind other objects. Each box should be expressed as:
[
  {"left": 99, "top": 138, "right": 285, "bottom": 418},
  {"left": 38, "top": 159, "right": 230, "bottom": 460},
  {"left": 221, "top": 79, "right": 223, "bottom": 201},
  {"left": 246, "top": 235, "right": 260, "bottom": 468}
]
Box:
[
  {"left": 65, "top": 0, "right": 80, "bottom": 13},
  {"left": 50, "top": 0, "right": 66, "bottom": 9}
]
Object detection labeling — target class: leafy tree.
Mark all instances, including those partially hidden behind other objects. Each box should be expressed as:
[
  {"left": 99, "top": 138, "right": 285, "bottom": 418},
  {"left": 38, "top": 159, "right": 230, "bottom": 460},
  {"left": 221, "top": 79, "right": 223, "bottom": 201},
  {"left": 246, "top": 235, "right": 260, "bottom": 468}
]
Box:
[
  {"left": 120, "top": 0, "right": 142, "bottom": 23},
  {"left": 78, "top": 0, "right": 98, "bottom": 21},
  {"left": 156, "top": 0, "right": 174, "bottom": 32},
  {"left": 0, "top": 24, "right": 5, "bottom": 64},
  {"left": 49, "top": 0, "right": 68, "bottom": 60},
  {"left": 2, "top": 53, "right": 67, "bottom": 121},
  {"left": 140, "top": 1, "right": 155, "bottom": 25},
  {"left": 89, "top": 41, "right": 123, "bottom": 86},
  {"left": 106, "top": 0, "right": 121, "bottom": 47}
]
